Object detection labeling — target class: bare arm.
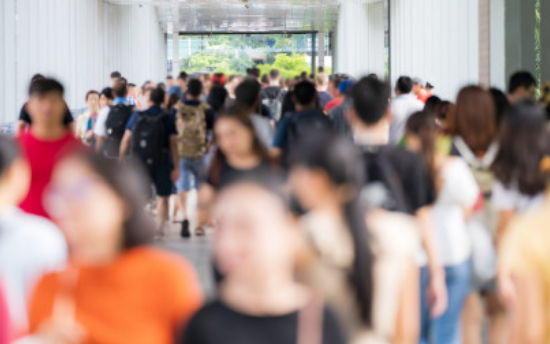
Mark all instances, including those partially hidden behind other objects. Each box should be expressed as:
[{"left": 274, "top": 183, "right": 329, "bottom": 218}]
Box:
[
  {"left": 270, "top": 147, "right": 282, "bottom": 160},
  {"left": 119, "top": 130, "right": 132, "bottom": 163},
  {"left": 169, "top": 135, "right": 180, "bottom": 182},
  {"left": 496, "top": 210, "right": 516, "bottom": 249},
  {"left": 197, "top": 184, "right": 216, "bottom": 228},
  {"left": 510, "top": 273, "right": 545, "bottom": 344},
  {"left": 394, "top": 258, "right": 420, "bottom": 344}
]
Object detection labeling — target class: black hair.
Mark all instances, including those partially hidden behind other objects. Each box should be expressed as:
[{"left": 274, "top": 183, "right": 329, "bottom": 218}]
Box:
[
  {"left": 293, "top": 81, "right": 317, "bottom": 106},
  {"left": 492, "top": 101, "right": 549, "bottom": 196},
  {"left": 149, "top": 87, "right": 165, "bottom": 106},
  {"left": 178, "top": 71, "right": 188, "bottom": 80},
  {"left": 166, "top": 75, "right": 174, "bottom": 80},
  {"left": 119, "top": 77, "right": 128, "bottom": 85},
  {"left": 100, "top": 87, "right": 114, "bottom": 101},
  {"left": 127, "top": 83, "right": 136, "bottom": 88},
  {"left": 113, "top": 80, "right": 128, "bottom": 98},
  {"left": 247, "top": 67, "right": 261, "bottom": 79},
  {"left": 110, "top": 71, "right": 122, "bottom": 79},
  {"left": 207, "top": 85, "right": 229, "bottom": 112},
  {"left": 235, "top": 79, "right": 262, "bottom": 108},
  {"left": 490, "top": 88, "right": 510, "bottom": 127},
  {"left": 424, "top": 95, "right": 442, "bottom": 113},
  {"left": 29, "top": 78, "right": 64, "bottom": 97},
  {"left": 269, "top": 69, "right": 280, "bottom": 80},
  {"left": 261, "top": 75, "right": 269, "bottom": 85},
  {"left": 289, "top": 132, "right": 374, "bottom": 327},
  {"left": 187, "top": 79, "right": 203, "bottom": 97},
  {"left": 65, "top": 152, "right": 155, "bottom": 248},
  {"left": 85, "top": 90, "right": 99, "bottom": 101},
  {"left": 31, "top": 74, "right": 45, "bottom": 84},
  {"left": 0, "top": 135, "right": 20, "bottom": 179},
  {"left": 351, "top": 77, "right": 391, "bottom": 125},
  {"left": 508, "top": 71, "right": 537, "bottom": 94},
  {"left": 396, "top": 76, "right": 413, "bottom": 94}
]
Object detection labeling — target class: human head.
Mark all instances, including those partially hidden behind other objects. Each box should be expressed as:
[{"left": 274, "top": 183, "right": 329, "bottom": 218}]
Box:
[
  {"left": 0, "top": 135, "right": 30, "bottom": 207},
  {"left": 425, "top": 82, "right": 435, "bottom": 94},
  {"left": 338, "top": 80, "right": 355, "bottom": 98},
  {"left": 85, "top": 90, "right": 100, "bottom": 112},
  {"left": 207, "top": 85, "right": 229, "bottom": 113},
  {"left": 212, "top": 73, "right": 227, "bottom": 87},
  {"left": 148, "top": 87, "right": 165, "bottom": 107},
  {"left": 177, "top": 71, "right": 188, "bottom": 90},
  {"left": 27, "top": 78, "right": 67, "bottom": 128},
  {"left": 508, "top": 71, "right": 537, "bottom": 103},
  {"left": 45, "top": 153, "right": 154, "bottom": 264},
  {"left": 166, "top": 75, "right": 175, "bottom": 88},
  {"left": 395, "top": 76, "right": 413, "bottom": 95},
  {"left": 110, "top": 71, "right": 121, "bottom": 87},
  {"left": 293, "top": 81, "right": 318, "bottom": 109},
  {"left": 315, "top": 74, "right": 328, "bottom": 92},
  {"left": 30, "top": 73, "right": 45, "bottom": 85},
  {"left": 492, "top": 101, "right": 549, "bottom": 196},
  {"left": 113, "top": 80, "right": 128, "bottom": 98},
  {"left": 166, "top": 86, "right": 183, "bottom": 111},
  {"left": 455, "top": 86, "right": 496, "bottom": 154},
  {"left": 247, "top": 67, "right": 261, "bottom": 80},
  {"left": 213, "top": 106, "right": 269, "bottom": 163},
  {"left": 434, "top": 101, "right": 455, "bottom": 135},
  {"left": 490, "top": 88, "right": 510, "bottom": 127},
  {"left": 348, "top": 77, "right": 391, "bottom": 128},
  {"left": 186, "top": 78, "right": 203, "bottom": 100},
  {"left": 424, "top": 95, "right": 442, "bottom": 113},
  {"left": 235, "top": 79, "right": 262, "bottom": 110},
  {"left": 328, "top": 78, "right": 342, "bottom": 99},
  {"left": 405, "top": 111, "right": 438, "bottom": 185},
  {"left": 226, "top": 75, "right": 242, "bottom": 96},
  {"left": 127, "top": 83, "right": 137, "bottom": 98},
  {"left": 99, "top": 87, "right": 114, "bottom": 108},
  {"left": 300, "top": 71, "right": 308, "bottom": 81},
  {"left": 213, "top": 180, "right": 298, "bottom": 282},
  {"left": 288, "top": 132, "right": 374, "bottom": 326},
  {"left": 261, "top": 75, "right": 269, "bottom": 87},
  {"left": 269, "top": 69, "right": 281, "bottom": 84},
  {"left": 318, "top": 66, "right": 325, "bottom": 74},
  {"left": 412, "top": 77, "right": 424, "bottom": 95}
]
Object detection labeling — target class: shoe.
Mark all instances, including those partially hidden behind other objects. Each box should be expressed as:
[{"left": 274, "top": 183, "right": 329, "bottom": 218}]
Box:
[
  {"left": 180, "top": 220, "right": 190, "bottom": 238},
  {"left": 195, "top": 226, "right": 205, "bottom": 237}
]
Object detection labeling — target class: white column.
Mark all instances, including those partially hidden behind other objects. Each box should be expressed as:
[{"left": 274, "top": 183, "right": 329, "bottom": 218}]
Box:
[
  {"left": 335, "top": 0, "right": 370, "bottom": 77},
  {"left": 172, "top": 4, "right": 180, "bottom": 77},
  {"left": 490, "top": 0, "right": 506, "bottom": 90},
  {"left": 317, "top": 9, "right": 325, "bottom": 69}
]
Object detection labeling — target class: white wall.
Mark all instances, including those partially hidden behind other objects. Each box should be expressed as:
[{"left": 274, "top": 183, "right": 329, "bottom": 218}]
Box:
[
  {"left": 0, "top": 0, "right": 167, "bottom": 125},
  {"left": 335, "top": 0, "right": 386, "bottom": 79},
  {"left": 390, "top": 0, "right": 479, "bottom": 100}
]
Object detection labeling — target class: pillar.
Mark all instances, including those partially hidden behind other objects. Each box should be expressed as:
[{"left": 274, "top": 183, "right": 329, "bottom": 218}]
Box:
[
  {"left": 335, "top": 0, "right": 370, "bottom": 77},
  {"left": 172, "top": 4, "right": 180, "bottom": 77},
  {"left": 505, "top": 0, "right": 536, "bottom": 79},
  {"left": 541, "top": 0, "right": 550, "bottom": 83}
]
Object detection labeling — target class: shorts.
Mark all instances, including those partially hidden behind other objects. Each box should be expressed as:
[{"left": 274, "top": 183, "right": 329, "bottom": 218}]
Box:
[
  {"left": 151, "top": 164, "right": 173, "bottom": 197},
  {"left": 176, "top": 157, "right": 204, "bottom": 193}
]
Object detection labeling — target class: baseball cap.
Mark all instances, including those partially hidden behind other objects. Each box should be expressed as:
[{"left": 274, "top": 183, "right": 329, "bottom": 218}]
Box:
[
  {"left": 338, "top": 80, "right": 355, "bottom": 95},
  {"left": 412, "top": 77, "right": 425, "bottom": 87}
]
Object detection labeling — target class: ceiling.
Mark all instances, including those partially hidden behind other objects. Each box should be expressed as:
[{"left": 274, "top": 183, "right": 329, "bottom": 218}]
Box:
[{"left": 106, "top": 0, "right": 340, "bottom": 34}]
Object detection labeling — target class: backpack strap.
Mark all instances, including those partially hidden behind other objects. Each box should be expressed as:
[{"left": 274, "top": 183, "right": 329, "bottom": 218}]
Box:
[{"left": 453, "top": 136, "right": 498, "bottom": 170}]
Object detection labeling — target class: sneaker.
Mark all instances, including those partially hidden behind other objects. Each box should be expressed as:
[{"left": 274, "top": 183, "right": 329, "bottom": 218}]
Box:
[{"left": 180, "top": 220, "right": 190, "bottom": 238}]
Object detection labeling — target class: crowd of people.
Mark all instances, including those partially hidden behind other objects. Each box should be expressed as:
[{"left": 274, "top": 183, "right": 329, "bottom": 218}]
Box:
[{"left": 1, "top": 65, "right": 550, "bottom": 344}]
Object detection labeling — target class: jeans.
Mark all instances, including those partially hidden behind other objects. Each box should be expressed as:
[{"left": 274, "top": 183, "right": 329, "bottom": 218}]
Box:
[{"left": 420, "top": 259, "right": 472, "bottom": 344}]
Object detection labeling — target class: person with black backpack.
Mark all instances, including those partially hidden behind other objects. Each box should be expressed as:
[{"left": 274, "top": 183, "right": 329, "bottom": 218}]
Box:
[
  {"left": 346, "top": 77, "right": 449, "bottom": 320},
  {"left": 119, "top": 87, "right": 179, "bottom": 237},
  {"left": 271, "top": 81, "right": 332, "bottom": 171},
  {"left": 94, "top": 80, "right": 135, "bottom": 158}
]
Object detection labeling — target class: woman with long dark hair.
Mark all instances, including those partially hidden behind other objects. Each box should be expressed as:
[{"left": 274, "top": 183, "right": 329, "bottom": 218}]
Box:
[
  {"left": 25, "top": 153, "right": 204, "bottom": 344},
  {"left": 405, "top": 111, "right": 479, "bottom": 344},
  {"left": 491, "top": 102, "right": 549, "bottom": 246},
  {"left": 288, "top": 133, "right": 420, "bottom": 344}
]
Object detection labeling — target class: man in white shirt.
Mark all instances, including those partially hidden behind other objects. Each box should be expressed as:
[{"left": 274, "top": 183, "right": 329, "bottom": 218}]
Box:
[
  {"left": 0, "top": 136, "right": 67, "bottom": 337},
  {"left": 389, "top": 76, "right": 424, "bottom": 144}
]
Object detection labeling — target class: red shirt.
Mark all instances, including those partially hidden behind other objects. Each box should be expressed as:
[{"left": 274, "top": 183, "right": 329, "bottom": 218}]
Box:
[
  {"left": 324, "top": 98, "right": 343, "bottom": 113},
  {"left": 17, "top": 131, "right": 83, "bottom": 219},
  {"left": 0, "top": 283, "right": 9, "bottom": 344}
]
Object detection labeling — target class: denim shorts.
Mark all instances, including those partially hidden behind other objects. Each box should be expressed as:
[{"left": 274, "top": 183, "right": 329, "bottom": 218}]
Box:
[{"left": 176, "top": 157, "right": 204, "bottom": 193}]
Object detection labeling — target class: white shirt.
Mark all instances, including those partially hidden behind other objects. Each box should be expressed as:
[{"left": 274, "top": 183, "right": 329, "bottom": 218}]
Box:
[
  {"left": 93, "top": 105, "right": 111, "bottom": 137},
  {"left": 492, "top": 180, "right": 546, "bottom": 213},
  {"left": 0, "top": 207, "right": 67, "bottom": 333},
  {"left": 389, "top": 93, "right": 424, "bottom": 144},
  {"left": 431, "top": 158, "right": 480, "bottom": 266}
]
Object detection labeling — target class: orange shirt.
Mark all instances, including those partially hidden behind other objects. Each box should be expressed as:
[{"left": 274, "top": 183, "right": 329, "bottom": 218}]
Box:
[{"left": 28, "top": 247, "right": 204, "bottom": 344}]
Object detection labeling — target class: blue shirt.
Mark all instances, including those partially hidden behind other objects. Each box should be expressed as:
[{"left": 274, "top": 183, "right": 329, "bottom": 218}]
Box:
[{"left": 113, "top": 97, "right": 127, "bottom": 106}]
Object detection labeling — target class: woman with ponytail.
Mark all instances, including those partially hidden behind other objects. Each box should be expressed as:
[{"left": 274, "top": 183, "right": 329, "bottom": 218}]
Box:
[{"left": 289, "top": 132, "right": 420, "bottom": 344}]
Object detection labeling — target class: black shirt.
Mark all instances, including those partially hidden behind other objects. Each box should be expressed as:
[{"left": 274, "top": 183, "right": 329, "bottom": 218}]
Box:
[
  {"left": 207, "top": 160, "right": 274, "bottom": 191},
  {"left": 19, "top": 102, "right": 74, "bottom": 126},
  {"left": 360, "top": 144, "right": 435, "bottom": 214},
  {"left": 182, "top": 300, "right": 346, "bottom": 344}
]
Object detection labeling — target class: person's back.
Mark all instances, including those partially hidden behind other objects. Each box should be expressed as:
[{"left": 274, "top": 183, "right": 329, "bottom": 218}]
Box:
[{"left": 390, "top": 77, "right": 424, "bottom": 144}]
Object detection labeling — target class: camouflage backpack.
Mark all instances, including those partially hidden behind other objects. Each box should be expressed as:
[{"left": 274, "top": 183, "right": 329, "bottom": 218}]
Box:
[{"left": 175, "top": 102, "right": 210, "bottom": 159}]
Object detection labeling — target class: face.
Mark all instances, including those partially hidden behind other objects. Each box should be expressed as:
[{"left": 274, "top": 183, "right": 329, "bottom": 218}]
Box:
[
  {"left": 99, "top": 94, "right": 111, "bottom": 108},
  {"left": 45, "top": 158, "right": 126, "bottom": 264},
  {"left": 27, "top": 91, "right": 66, "bottom": 126},
  {"left": 289, "top": 166, "right": 334, "bottom": 210},
  {"left": 166, "top": 78, "right": 175, "bottom": 87},
  {"left": 213, "top": 184, "right": 297, "bottom": 277},
  {"left": 412, "top": 83, "right": 422, "bottom": 95},
  {"left": 110, "top": 77, "right": 118, "bottom": 88},
  {"left": 215, "top": 117, "right": 255, "bottom": 158},
  {"left": 128, "top": 86, "right": 137, "bottom": 98},
  {"left": 86, "top": 93, "right": 99, "bottom": 111}
]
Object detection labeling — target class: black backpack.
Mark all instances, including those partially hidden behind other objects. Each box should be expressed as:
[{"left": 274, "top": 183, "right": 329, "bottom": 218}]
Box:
[
  {"left": 360, "top": 145, "right": 408, "bottom": 213},
  {"left": 283, "top": 111, "right": 333, "bottom": 168},
  {"left": 104, "top": 104, "right": 134, "bottom": 158},
  {"left": 130, "top": 111, "right": 167, "bottom": 173}
]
